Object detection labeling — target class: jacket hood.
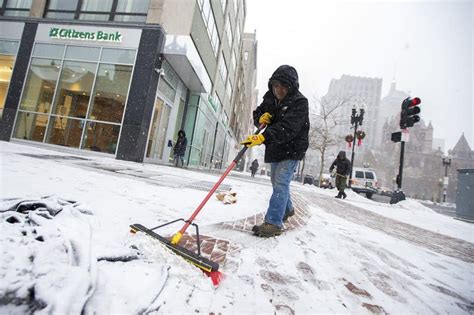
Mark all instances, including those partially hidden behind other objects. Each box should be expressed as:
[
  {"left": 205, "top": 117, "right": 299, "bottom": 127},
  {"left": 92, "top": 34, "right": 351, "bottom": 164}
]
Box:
[
  {"left": 337, "top": 151, "right": 346, "bottom": 159},
  {"left": 178, "top": 130, "right": 186, "bottom": 137},
  {"left": 268, "top": 65, "right": 300, "bottom": 96}
]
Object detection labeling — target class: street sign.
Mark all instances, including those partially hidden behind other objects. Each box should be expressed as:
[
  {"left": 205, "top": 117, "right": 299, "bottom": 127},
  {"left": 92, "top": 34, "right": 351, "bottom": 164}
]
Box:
[{"left": 401, "top": 130, "right": 410, "bottom": 142}]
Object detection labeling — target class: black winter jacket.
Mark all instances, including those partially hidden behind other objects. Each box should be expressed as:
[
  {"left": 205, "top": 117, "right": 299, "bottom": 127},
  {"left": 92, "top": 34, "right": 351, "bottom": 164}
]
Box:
[
  {"left": 329, "top": 151, "right": 351, "bottom": 176},
  {"left": 253, "top": 65, "right": 309, "bottom": 163},
  {"left": 173, "top": 130, "right": 187, "bottom": 156}
]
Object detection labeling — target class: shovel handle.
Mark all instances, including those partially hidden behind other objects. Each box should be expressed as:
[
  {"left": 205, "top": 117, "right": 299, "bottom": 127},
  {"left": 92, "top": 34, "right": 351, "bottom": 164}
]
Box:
[{"left": 170, "top": 123, "right": 266, "bottom": 245}]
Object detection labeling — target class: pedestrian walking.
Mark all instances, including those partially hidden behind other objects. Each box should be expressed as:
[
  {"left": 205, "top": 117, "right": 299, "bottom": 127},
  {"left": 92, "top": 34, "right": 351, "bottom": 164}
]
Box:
[
  {"left": 329, "top": 151, "right": 351, "bottom": 199},
  {"left": 250, "top": 159, "right": 259, "bottom": 177},
  {"left": 173, "top": 130, "right": 187, "bottom": 167},
  {"left": 241, "top": 65, "right": 309, "bottom": 237}
]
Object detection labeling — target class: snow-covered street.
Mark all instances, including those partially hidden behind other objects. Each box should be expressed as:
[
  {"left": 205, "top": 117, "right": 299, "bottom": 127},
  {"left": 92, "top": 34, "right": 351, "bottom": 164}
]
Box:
[{"left": 1, "top": 141, "right": 473, "bottom": 314}]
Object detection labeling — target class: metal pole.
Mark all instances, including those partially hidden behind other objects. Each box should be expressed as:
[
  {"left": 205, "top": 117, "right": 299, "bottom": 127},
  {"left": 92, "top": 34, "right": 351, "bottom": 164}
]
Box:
[
  {"left": 209, "top": 122, "right": 218, "bottom": 170},
  {"left": 398, "top": 141, "right": 405, "bottom": 189},
  {"left": 348, "top": 122, "right": 357, "bottom": 188},
  {"left": 443, "top": 163, "right": 447, "bottom": 202},
  {"left": 390, "top": 140, "right": 406, "bottom": 204}
]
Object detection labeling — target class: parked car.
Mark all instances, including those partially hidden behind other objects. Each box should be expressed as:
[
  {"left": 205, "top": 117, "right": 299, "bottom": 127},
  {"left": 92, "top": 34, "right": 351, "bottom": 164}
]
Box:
[
  {"left": 377, "top": 186, "right": 393, "bottom": 197},
  {"left": 318, "top": 173, "right": 334, "bottom": 189},
  {"left": 303, "top": 174, "right": 314, "bottom": 185},
  {"left": 350, "top": 167, "right": 378, "bottom": 199}
]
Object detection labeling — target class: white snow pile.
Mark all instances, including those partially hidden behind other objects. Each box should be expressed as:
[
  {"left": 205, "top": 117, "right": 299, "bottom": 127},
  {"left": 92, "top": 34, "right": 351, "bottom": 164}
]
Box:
[
  {"left": 0, "top": 196, "right": 95, "bottom": 313},
  {"left": 0, "top": 196, "right": 218, "bottom": 314}
]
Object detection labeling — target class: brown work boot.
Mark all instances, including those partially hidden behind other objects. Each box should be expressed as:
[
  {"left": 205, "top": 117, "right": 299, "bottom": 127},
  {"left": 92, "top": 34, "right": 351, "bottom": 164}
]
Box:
[{"left": 254, "top": 223, "right": 282, "bottom": 237}]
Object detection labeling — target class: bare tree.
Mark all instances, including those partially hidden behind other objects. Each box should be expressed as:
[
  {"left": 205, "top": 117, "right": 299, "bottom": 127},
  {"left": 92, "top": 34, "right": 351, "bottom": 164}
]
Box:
[{"left": 308, "top": 94, "right": 353, "bottom": 185}]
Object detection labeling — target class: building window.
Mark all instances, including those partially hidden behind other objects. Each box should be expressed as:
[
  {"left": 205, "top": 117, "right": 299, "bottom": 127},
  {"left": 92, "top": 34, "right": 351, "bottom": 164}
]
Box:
[
  {"left": 225, "top": 79, "right": 232, "bottom": 99},
  {"left": 78, "top": 0, "right": 113, "bottom": 21},
  {"left": 198, "top": 0, "right": 220, "bottom": 56},
  {"left": 221, "top": 110, "right": 228, "bottom": 127},
  {"left": 14, "top": 43, "right": 135, "bottom": 154},
  {"left": 234, "top": 22, "right": 241, "bottom": 49},
  {"left": 0, "top": 0, "right": 32, "bottom": 16},
  {"left": 44, "top": 0, "right": 149, "bottom": 23},
  {"left": 209, "top": 92, "right": 221, "bottom": 113},
  {"left": 218, "top": 52, "right": 227, "bottom": 82},
  {"left": 230, "top": 50, "right": 236, "bottom": 73},
  {"left": 225, "top": 15, "right": 233, "bottom": 47},
  {"left": 0, "top": 40, "right": 19, "bottom": 119},
  {"left": 88, "top": 64, "right": 133, "bottom": 123}
]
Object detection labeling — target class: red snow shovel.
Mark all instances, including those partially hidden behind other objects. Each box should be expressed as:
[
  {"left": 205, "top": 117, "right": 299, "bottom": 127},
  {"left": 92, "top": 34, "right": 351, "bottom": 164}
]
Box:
[{"left": 130, "top": 123, "right": 266, "bottom": 286}]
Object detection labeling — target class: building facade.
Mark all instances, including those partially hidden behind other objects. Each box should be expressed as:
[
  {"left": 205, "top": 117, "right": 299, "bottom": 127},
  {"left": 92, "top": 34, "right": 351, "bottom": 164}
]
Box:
[
  {"left": 0, "top": 0, "right": 256, "bottom": 169},
  {"left": 325, "top": 74, "right": 382, "bottom": 158}
]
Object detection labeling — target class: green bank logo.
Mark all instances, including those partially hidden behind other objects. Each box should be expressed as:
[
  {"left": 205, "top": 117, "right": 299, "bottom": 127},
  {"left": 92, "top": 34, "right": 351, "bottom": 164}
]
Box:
[{"left": 49, "top": 28, "right": 122, "bottom": 42}]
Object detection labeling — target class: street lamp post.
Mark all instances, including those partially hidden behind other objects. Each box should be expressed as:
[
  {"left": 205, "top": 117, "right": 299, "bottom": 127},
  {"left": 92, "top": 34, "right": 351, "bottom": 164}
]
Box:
[
  {"left": 348, "top": 104, "right": 365, "bottom": 188},
  {"left": 442, "top": 155, "right": 452, "bottom": 203}
]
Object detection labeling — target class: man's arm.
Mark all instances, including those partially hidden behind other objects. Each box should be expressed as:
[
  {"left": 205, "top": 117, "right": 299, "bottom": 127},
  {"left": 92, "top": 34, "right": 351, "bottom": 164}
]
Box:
[
  {"left": 263, "top": 96, "right": 308, "bottom": 145},
  {"left": 329, "top": 160, "right": 336, "bottom": 172}
]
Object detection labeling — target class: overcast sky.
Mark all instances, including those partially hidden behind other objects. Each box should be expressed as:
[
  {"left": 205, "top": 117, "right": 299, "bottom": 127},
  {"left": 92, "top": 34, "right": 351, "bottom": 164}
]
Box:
[{"left": 244, "top": 0, "right": 473, "bottom": 152}]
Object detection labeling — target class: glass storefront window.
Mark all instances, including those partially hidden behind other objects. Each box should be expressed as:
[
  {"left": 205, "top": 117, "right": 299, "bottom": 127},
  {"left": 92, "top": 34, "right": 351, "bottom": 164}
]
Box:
[
  {"left": 0, "top": 40, "right": 19, "bottom": 117},
  {"left": 6, "top": 0, "right": 32, "bottom": 8},
  {"left": 0, "top": 40, "right": 19, "bottom": 55},
  {"left": 81, "top": 0, "right": 113, "bottom": 12},
  {"left": 79, "top": 13, "right": 109, "bottom": 21},
  {"left": 13, "top": 43, "right": 135, "bottom": 156},
  {"left": 44, "top": 12, "right": 75, "bottom": 19},
  {"left": 82, "top": 121, "right": 120, "bottom": 154},
  {"left": 52, "top": 61, "right": 97, "bottom": 118},
  {"left": 3, "top": 0, "right": 31, "bottom": 16},
  {"left": 158, "top": 79, "right": 176, "bottom": 103},
  {"left": 116, "top": 0, "right": 150, "bottom": 13},
  {"left": 0, "top": 55, "right": 15, "bottom": 118},
  {"left": 33, "top": 43, "right": 65, "bottom": 59},
  {"left": 88, "top": 64, "right": 132, "bottom": 123},
  {"left": 113, "top": 15, "right": 147, "bottom": 23},
  {"left": 13, "top": 112, "right": 49, "bottom": 142},
  {"left": 47, "top": 0, "right": 78, "bottom": 10},
  {"left": 146, "top": 98, "right": 171, "bottom": 160},
  {"left": 19, "top": 58, "right": 62, "bottom": 113},
  {"left": 65, "top": 45, "right": 100, "bottom": 61},
  {"left": 45, "top": 116, "right": 84, "bottom": 148},
  {"left": 101, "top": 48, "right": 136, "bottom": 64}
]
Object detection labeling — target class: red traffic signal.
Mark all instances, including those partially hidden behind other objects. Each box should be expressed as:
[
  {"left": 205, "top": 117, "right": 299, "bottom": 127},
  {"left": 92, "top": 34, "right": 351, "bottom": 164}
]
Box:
[
  {"left": 400, "top": 97, "right": 421, "bottom": 129},
  {"left": 409, "top": 97, "right": 421, "bottom": 106}
]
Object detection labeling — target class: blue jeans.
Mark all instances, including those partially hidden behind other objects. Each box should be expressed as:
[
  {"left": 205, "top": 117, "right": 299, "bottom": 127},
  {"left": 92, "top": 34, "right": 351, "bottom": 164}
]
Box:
[{"left": 264, "top": 159, "right": 298, "bottom": 227}]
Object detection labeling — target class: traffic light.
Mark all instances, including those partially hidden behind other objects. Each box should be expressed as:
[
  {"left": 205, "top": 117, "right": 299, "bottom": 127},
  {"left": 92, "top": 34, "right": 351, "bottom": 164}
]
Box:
[{"left": 399, "top": 97, "right": 421, "bottom": 129}]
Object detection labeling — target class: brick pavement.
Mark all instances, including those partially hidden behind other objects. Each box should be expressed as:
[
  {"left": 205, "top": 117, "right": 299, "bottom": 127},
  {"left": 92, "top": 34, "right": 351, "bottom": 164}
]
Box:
[{"left": 176, "top": 192, "right": 310, "bottom": 268}]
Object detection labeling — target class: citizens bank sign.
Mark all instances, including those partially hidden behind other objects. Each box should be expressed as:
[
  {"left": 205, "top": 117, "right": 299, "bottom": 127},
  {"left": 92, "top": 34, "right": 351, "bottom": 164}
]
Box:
[{"left": 49, "top": 27, "right": 122, "bottom": 43}]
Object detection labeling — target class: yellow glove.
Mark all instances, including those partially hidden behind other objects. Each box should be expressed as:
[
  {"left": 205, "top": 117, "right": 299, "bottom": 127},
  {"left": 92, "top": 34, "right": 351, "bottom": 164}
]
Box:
[
  {"left": 259, "top": 112, "right": 272, "bottom": 125},
  {"left": 240, "top": 134, "right": 265, "bottom": 147}
]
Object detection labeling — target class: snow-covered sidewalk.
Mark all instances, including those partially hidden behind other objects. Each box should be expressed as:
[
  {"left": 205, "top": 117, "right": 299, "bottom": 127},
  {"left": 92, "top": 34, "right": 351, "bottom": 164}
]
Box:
[{"left": 1, "top": 141, "right": 473, "bottom": 314}]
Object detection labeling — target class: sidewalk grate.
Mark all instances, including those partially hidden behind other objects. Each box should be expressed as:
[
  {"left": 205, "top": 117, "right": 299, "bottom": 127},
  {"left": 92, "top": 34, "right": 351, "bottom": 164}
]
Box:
[
  {"left": 183, "top": 181, "right": 232, "bottom": 192},
  {"left": 17, "top": 153, "right": 90, "bottom": 161}
]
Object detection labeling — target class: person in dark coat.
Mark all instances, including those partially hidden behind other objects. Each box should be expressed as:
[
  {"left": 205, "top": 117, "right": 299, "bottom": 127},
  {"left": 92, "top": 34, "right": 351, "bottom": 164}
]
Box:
[
  {"left": 250, "top": 159, "right": 259, "bottom": 177},
  {"left": 173, "top": 130, "right": 187, "bottom": 167},
  {"left": 241, "top": 65, "right": 309, "bottom": 237},
  {"left": 329, "top": 151, "right": 351, "bottom": 199}
]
